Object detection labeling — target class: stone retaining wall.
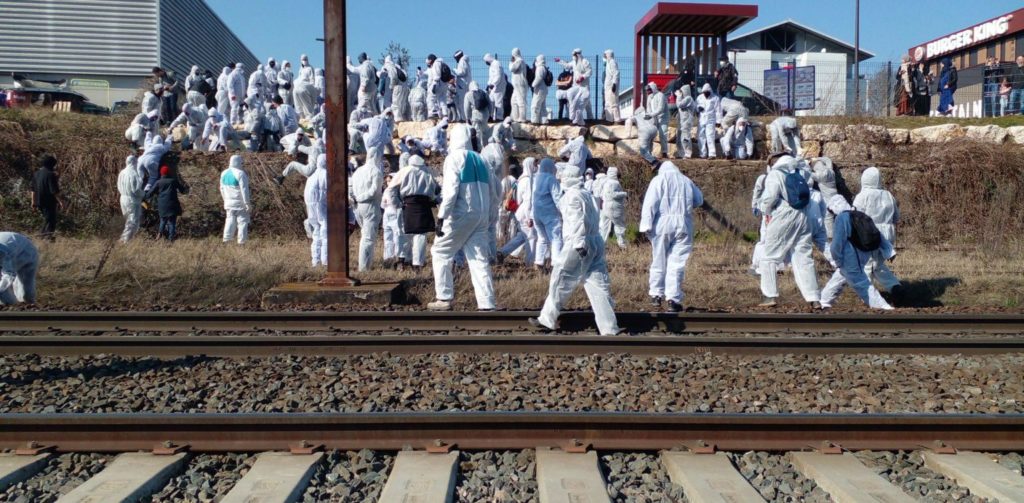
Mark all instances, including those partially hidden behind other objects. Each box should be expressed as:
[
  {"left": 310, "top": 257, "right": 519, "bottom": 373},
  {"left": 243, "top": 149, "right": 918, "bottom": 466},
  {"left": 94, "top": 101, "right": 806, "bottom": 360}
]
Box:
[{"left": 392, "top": 121, "right": 1024, "bottom": 163}]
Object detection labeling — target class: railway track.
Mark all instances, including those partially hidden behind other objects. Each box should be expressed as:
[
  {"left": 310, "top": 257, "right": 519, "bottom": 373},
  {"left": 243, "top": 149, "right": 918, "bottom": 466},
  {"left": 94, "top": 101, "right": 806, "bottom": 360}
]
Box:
[
  {"left": 1, "top": 413, "right": 1022, "bottom": 501},
  {"left": 1, "top": 310, "right": 1022, "bottom": 333}
]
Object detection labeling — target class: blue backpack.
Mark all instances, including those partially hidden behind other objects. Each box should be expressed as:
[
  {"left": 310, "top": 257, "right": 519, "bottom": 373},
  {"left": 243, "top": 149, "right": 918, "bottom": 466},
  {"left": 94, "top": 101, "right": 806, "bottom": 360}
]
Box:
[{"left": 782, "top": 170, "right": 810, "bottom": 210}]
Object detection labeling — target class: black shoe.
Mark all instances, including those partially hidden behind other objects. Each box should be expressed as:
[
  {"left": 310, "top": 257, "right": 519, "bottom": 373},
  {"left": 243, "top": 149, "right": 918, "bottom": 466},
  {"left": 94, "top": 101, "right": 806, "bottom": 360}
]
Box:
[
  {"left": 667, "top": 301, "right": 683, "bottom": 313},
  {"left": 810, "top": 301, "right": 823, "bottom": 310},
  {"left": 650, "top": 296, "right": 663, "bottom": 308},
  {"left": 273, "top": 175, "right": 285, "bottom": 186},
  {"left": 528, "top": 317, "right": 553, "bottom": 332}
]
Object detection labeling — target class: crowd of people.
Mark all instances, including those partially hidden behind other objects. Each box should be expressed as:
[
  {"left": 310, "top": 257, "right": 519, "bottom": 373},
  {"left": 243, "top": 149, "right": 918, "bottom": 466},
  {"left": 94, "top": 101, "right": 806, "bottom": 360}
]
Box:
[
  {"left": 896, "top": 55, "right": 1024, "bottom": 118},
  {"left": 0, "top": 50, "right": 905, "bottom": 330}
]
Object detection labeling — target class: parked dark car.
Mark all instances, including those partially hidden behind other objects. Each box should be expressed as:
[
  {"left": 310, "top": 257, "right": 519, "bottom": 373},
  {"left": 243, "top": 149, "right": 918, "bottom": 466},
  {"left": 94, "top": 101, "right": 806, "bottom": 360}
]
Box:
[
  {"left": 3, "top": 74, "right": 109, "bottom": 115},
  {"left": 660, "top": 73, "right": 781, "bottom": 116}
]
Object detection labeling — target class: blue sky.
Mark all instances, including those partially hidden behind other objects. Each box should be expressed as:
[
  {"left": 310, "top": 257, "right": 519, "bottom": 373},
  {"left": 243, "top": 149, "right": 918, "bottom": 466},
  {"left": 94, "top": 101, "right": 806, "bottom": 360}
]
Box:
[{"left": 208, "top": 0, "right": 1022, "bottom": 68}]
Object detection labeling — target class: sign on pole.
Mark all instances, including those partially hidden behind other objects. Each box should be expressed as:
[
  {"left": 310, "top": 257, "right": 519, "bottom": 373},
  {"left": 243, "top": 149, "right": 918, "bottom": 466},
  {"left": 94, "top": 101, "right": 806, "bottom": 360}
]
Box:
[
  {"left": 762, "top": 66, "right": 816, "bottom": 112},
  {"left": 793, "top": 66, "right": 816, "bottom": 110}
]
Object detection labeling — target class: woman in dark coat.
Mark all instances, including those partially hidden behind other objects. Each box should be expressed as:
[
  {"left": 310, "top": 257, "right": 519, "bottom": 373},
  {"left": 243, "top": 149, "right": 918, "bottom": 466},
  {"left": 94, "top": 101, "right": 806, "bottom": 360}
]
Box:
[
  {"left": 938, "top": 57, "right": 958, "bottom": 116},
  {"left": 146, "top": 165, "right": 190, "bottom": 241}
]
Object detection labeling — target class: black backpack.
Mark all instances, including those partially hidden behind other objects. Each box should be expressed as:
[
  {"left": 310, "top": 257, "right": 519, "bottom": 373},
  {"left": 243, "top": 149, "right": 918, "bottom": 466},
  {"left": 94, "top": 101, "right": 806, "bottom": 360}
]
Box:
[
  {"left": 542, "top": 67, "right": 553, "bottom": 87},
  {"left": 526, "top": 64, "right": 535, "bottom": 84},
  {"left": 473, "top": 89, "right": 489, "bottom": 111},
  {"left": 440, "top": 62, "right": 453, "bottom": 83},
  {"left": 397, "top": 67, "right": 408, "bottom": 83},
  {"left": 848, "top": 210, "right": 882, "bottom": 252}
]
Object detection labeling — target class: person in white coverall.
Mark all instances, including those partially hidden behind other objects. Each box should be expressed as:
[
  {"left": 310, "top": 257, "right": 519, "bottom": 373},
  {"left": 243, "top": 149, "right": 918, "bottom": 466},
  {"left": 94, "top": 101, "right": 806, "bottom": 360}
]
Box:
[
  {"left": 184, "top": 66, "right": 204, "bottom": 108},
  {"left": 345, "top": 56, "right": 359, "bottom": 109},
  {"left": 353, "top": 53, "right": 377, "bottom": 114},
  {"left": 819, "top": 195, "right": 896, "bottom": 310},
  {"left": 720, "top": 116, "right": 754, "bottom": 160},
  {"left": 757, "top": 155, "right": 821, "bottom": 308},
  {"left": 422, "top": 118, "right": 449, "bottom": 156},
  {"left": 749, "top": 165, "right": 770, "bottom": 275},
  {"left": 277, "top": 61, "right": 295, "bottom": 107},
  {"left": 558, "top": 131, "right": 591, "bottom": 173},
  {"left": 640, "top": 161, "right": 704, "bottom": 312},
  {"left": 409, "top": 73, "right": 428, "bottom": 122},
  {"left": 645, "top": 82, "right": 669, "bottom": 158},
  {"left": 228, "top": 63, "right": 247, "bottom": 125},
  {"left": 509, "top": 48, "right": 530, "bottom": 123},
  {"left": 717, "top": 97, "right": 748, "bottom": 130},
  {"left": 499, "top": 157, "right": 538, "bottom": 265},
  {"left": 355, "top": 109, "right": 395, "bottom": 169},
  {"left": 531, "top": 55, "right": 549, "bottom": 124},
  {"left": 168, "top": 103, "right": 206, "bottom": 151},
  {"left": 247, "top": 64, "right": 267, "bottom": 109},
  {"left": 810, "top": 156, "right": 839, "bottom": 238},
  {"left": 626, "top": 106, "right": 659, "bottom": 166},
  {"left": 216, "top": 66, "right": 232, "bottom": 116},
  {"left": 852, "top": 167, "right": 902, "bottom": 293},
  {"left": 770, "top": 116, "right": 801, "bottom": 155},
  {"left": 569, "top": 48, "right": 592, "bottom": 121},
  {"left": 350, "top": 157, "right": 384, "bottom": 272},
  {"left": 452, "top": 50, "right": 472, "bottom": 122},
  {"left": 530, "top": 164, "right": 622, "bottom": 336},
  {"left": 117, "top": 155, "right": 144, "bottom": 242},
  {"left": 425, "top": 55, "right": 447, "bottom": 119},
  {"left": 391, "top": 154, "right": 439, "bottom": 268},
  {"left": 0, "top": 232, "right": 38, "bottom": 305},
  {"left": 484, "top": 54, "right": 506, "bottom": 121},
  {"left": 264, "top": 58, "right": 279, "bottom": 100},
  {"left": 125, "top": 110, "right": 159, "bottom": 149},
  {"left": 603, "top": 50, "right": 621, "bottom": 123},
  {"left": 674, "top": 85, "right": 696, "bottom": 159},
  {"left": 480, "top": 140, "right": 506, "bottom": 259},
  {"left": 465, "top": 81, "right": 492, "bottom": 147},
  {"left": 305, "top": 155, "right": 328, "bottom": 266},
  {"left": 219, "top": 155, "right": 251, "bottom": 245},
  {"left": 383, "top": 56, "right": 410, "bottom": 122},
  {"left": 696, "top": 83, "right": 720, "bottom": 159},
  {"left": 600, "top": 167, "right": 628, "bottom": 248},
  {"left": 428, "top": 124, "right": 497, "bottom": 311},
  {"left": 532, "top": 158, "right": 563, "bottom": 268},
  {"left": 294, "top": 55, "right": 318, "bottom": 119}
]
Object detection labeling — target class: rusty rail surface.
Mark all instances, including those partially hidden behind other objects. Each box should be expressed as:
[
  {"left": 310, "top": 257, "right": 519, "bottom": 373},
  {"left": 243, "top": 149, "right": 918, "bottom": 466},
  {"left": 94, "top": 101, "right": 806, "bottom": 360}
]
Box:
[
  {"left": 1, "top": 333, "right": 1023, "bottom": 357},
  {"left": 0, "top": 311, "right": 1022, "bottom": 334},
  {"left": 0, "top": 413, "right": 1020, "bottom": 452}
]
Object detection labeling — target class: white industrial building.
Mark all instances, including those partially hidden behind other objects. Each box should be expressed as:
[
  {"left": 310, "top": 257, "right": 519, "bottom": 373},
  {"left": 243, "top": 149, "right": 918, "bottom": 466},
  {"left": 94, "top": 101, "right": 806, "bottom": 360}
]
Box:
[
  {"left": 0, "top": 0, "right": 259, "bottom": 108},
  {"left": 728, "top": 19, "right": 874, "bottom": 116}
]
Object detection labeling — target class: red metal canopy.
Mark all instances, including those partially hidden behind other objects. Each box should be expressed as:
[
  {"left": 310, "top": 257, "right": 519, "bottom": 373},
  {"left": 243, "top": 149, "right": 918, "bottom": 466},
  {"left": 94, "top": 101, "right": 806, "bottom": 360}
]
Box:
[{"left": 635, "top": 2, "right": 758, "bottom": 36}]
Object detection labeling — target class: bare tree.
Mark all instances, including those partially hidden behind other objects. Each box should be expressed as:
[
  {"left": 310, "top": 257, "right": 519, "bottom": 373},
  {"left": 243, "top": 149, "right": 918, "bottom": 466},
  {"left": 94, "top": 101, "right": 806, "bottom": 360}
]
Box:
[{"left": 379, "top": 42, "right": 410, "bottom": 70}]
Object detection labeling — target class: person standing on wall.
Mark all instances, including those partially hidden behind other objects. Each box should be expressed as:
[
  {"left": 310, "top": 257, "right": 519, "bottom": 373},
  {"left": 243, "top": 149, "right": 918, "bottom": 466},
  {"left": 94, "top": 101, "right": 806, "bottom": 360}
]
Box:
[{"left": 937, "top": 57, "right": 957, "bottom": 116}]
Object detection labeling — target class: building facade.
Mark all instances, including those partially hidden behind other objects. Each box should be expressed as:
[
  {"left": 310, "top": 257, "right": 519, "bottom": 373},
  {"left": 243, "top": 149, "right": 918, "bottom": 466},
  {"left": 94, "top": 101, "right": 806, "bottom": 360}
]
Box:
[
  {"left": 0, "top": 0, "right": 258, "bottom": 108},
  {"left": 908, "top": 8, "right": 1024, "bottom": 117}
]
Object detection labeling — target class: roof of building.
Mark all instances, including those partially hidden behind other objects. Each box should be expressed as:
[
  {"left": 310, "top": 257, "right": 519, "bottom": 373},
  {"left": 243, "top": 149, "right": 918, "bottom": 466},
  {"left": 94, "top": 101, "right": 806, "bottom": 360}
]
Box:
[
  {"left": 730, "top": 18, "right": 875, "bottom": 60},
  {"left": 635, "top": 2, "right": 758, "bottom": 36}
]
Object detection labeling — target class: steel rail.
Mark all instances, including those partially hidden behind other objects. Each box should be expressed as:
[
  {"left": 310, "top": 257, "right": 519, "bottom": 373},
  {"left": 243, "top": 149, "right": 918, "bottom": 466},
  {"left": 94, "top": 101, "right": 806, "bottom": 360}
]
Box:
[
  {"left": 2, "top": 334, "right": 1023, "bottom": 357},
  {"left": 0, "top": 311, "right": 1022, "bottom": 333},
  {"left": 0, "top": 413, "right": 1021, "bottom": 452}
]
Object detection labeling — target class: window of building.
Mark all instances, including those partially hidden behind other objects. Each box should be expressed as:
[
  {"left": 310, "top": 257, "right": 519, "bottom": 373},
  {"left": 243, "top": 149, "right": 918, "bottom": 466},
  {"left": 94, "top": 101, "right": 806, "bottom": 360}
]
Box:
[
  {"left": 969, "top": 48, "right": 979, "bottom": 67},
  {"left": 1017, "top": 32, "right": 1024, "bottom": 57}
]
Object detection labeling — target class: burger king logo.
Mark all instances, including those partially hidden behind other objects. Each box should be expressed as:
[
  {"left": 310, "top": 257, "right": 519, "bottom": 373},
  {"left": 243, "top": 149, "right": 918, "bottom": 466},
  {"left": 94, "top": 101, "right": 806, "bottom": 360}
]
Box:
[{"left": 913, "top": 46, "right": 925, "bottom": 62}]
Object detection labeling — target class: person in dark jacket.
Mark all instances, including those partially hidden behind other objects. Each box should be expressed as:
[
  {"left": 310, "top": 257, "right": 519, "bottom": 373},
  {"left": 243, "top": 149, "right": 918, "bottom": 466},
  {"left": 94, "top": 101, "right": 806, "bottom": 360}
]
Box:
[
  {"left": 31, "top": 155, "right": 63, "bottom": 241},
  {"left": 912, "top": 63, "right": 932, "bottom": 116},
  {"left": 146, "top": 165, "right": 190, "bottom": 241},
  {"left": 717, "top": 57, "right": 738, "bottom": 99},
  {"left": 1009, "top": 55, "right": 1024, "bottom": 115},
  {"left": 938, "top": 57, "right": 957, "bottom": 116}
]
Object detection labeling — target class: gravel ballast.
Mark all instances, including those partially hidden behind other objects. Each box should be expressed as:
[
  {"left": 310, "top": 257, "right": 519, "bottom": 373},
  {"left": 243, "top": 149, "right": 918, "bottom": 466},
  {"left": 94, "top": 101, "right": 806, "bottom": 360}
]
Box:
[
  {"left": 729, "top": 451, "right": 831, "bottom": 502},
  {"left": 301, "top": 449, "right": 393, "bottom": 501},
  {"left": 143, "top": 453, "right": 257, "bottom": 502},
  {"left": 854, "top": 450, "right": 986, "bottom": 502},
  {"left": 454, "top": 450, "right": 536, "bottom": 502},
  {"left": 1, "top": 352, "right": 1022, "bottom": 414},
  {"left": 0, "top": 453, "right": 110, "bottom": 502},
  {"left": 601, "top": 452, "right": 685, "bottom": 502}
]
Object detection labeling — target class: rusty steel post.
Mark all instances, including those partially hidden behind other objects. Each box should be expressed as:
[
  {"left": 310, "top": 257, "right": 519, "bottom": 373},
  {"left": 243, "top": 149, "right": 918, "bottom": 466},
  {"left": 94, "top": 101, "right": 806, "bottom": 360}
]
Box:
[{"left": 320, "top": 0, "right": 357, "bottom": 286}]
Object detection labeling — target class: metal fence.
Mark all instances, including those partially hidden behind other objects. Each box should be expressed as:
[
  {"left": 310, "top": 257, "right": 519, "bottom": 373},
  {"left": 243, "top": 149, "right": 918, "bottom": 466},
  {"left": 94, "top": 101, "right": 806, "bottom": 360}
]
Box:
[{"left": 399, "top": 55, "right": 993, "bottom": 119}]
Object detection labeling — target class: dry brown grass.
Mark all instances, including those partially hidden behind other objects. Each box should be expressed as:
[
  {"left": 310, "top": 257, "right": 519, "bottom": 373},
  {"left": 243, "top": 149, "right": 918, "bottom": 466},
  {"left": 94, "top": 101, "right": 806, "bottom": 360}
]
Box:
[{"left": 18, "top": 236, "right": 1024, "bottom": 312}]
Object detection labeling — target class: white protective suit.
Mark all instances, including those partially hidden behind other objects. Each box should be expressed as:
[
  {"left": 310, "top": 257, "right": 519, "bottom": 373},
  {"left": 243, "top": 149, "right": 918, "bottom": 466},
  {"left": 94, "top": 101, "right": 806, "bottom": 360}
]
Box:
[
  {"left": 558, "top": 135, "right": 591, "bottom": 174},
  {"left": 277, "top": 61, "right": 295, "bottom": 107},
  {"left": 0, "top": 232, "right": 38, "bottom": 305},
  {"left": 216, "top": 67, "right": 231, "bottom": 116},
  {"left": 282, "top": 137, "right": 323, "bottom": 180},
  {"left": 219, "top": 155, "right": 252, "bottom": 244},
  {"left": 264, "top": 58, "right": 279, "bottom": 100},
  {"left": 383, "top": 56, "right": 411, "bottom": 122},
  {"left": 570, "top": 49, "right": 592, "bottom": 120},
  {"left": 720, "top": 117, "right": 754, "bottom": 160},
  {"left": 717, "top": 97, "right": 749, "bottom": 130},
  {"left": 168, "top": 103, "right": 206, "bottom": 150},
  {"left": 603, "top": 50, "right": 621, "bottom": 123},
  {"left": 142, "top": 86, "right": 162, "bottom": 119},
  {"left": 820, "top": 195, "right": 895, "bottom": 309},
  {"left": 625, "top": 106, "right": 659, "bottom": 164},
  {"left": 532, "top": 158, "right": 563, "bottom": 267},
  {"left": 810, "top": 157, "right": 839, "bottom": 238},
  {"left": 422, "top": 119, "right": 449, "bottom": 156},
  {"left": 247, "top": 64, "right": 267, "bottom": 109},
  {"left": 228, "top": 63, "right": 247, "bottom": 124},
  {"left": 480, "top": 141, "right": 507, "bottom": 259},
  {"left": 357, "top": 112, "right": 396, "bottom": 168},
  {"left": 749, "top": 166, "right": 770, "bottom": 273},
  {"left": 117, "top": 155, "right": 144, "bottom": 242},
  {"left": 674, "top": 85, "right": 696, "bottom": 158},
  {"left": 464, "top": 81, "right": 491, "bottom": 147},
  {"left": 305, "top": 155, "right": 328, "bottom": 266},
  {"left": 500, "top": 158, "right": 538, "bottom": 264},
  {"left": 600, "top": 167, "right": 628, "bottom": 248},
  {"left": 758, "top": 156, "right": 820, "bottom": 303},
  {"left": 185, "top": 65, "right": 204, "bottom": 108},
  {"left": 770, "top": 116, "right": 801, "bottom": 155},
  {"left": 409, "top": 74, "right": 428, "bottom": 122},
  {"left": 347, "top": 106, "right": 373, "bottom": 154},
  {"left": 640, "top": 161, "right": 704, "bottom": 306},
  {"left": 426, "top": 57, "right": 448, "bottom": 119},
  {"left": 536, "top": 165, "right": 621, "bottom": 336},
  {"left": 490, "top": 117, "right": 514, "bottom": 153},
  {"left": 139, "top": 132, "right": 170, "bottom": 190},
  {"left": 350, "top": 159, "right": 384, "bottom": 272},
  {"left": 391, "top": 154, "right": 439, "bottom": 266},
  {"left": 646, "top": 83, "right": 669, "bottom": 157},
  {"left": 696, "top": 83, "right": 720, "bottom": 159},
  {"left": 852, "top": 167, "right": 901, "bottom": 291},
  {"left": 485, "top": 54, "right": 507, "bottom": 121},
  {"left": 201, "top": 111, "right": 242, "bottom": 153},
  {"left": 509, "top": 48, "right": 530, "bottom": 123},
  {"left": 315, "top": 68, "right": 326, "bottom": 105},
  {"left": 345, "top": 56, "right": 359, "bottom": 109},
  {"left": 531, "top": 55, "right": 549, "bottom": 124},
  {"left": 125, "top": 110, "right": 158, "bottom": 149},
  {"left": 294, "top": 56, "right": 318, "bottom": 119},
  {"left": 451, "top": 52, "right": 472, "bottom": 122},
  {"left": 355, "top": 54, "right": 377, "bottom": 114},
  {"left": 431, "top": 124, "right": 496, "bottom": 309},
  {"left": 277, "top": 103, "right": 299, "bottom": 136}
]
